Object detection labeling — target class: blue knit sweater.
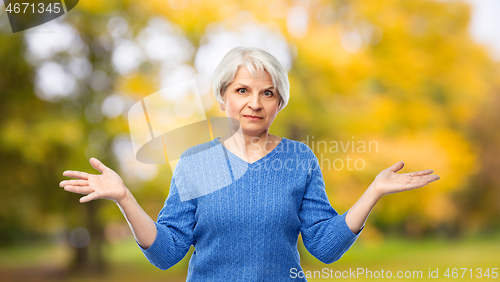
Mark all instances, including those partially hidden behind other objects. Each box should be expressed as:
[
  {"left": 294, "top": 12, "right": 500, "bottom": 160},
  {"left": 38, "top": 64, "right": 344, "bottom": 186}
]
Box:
[{"left": 138, "top": 137, "right": 363, "bottom": 281}]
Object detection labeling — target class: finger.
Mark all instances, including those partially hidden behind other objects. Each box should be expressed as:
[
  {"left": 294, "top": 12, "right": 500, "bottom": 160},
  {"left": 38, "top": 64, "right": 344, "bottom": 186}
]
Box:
[
  {"left": 413, "top": 175, "right": 440, "bottom": 183},
  {"left": 80, "top": 192, "right": 99, "bottom": 203},
  {"left": 429, "top": 174, "right": 440, "bottom": 182},
  {"left": 60, "top": 179, "right": 88, "bottom": 187},
  {"left": 408, "top": 169, "right": 434, "bottom": 177},
  {"left": 406, "top": 175, "right": 440, "bottom": 189},
  {"left": 62, "top": 170, "right": 89, "bottom": 180},
  {"left": 389, "top": 161, "right": 405, "bottom": 173},
  {"left": 89, "top": 157, "right": 108, "bottom": 174},
  {"left": 63, "top": 185, "right": 92, "bottom": 195}
]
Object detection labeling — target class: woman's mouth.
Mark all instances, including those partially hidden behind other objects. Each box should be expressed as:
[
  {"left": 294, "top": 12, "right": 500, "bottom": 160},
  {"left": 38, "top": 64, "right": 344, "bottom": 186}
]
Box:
[{"left": 243, "top": 115, "right": 263, "bottom": 121}]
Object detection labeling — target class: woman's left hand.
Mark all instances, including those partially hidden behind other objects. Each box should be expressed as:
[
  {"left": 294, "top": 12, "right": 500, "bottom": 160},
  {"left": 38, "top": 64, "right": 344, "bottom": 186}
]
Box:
[{"left": 371, "top": 161, "right": 440, "bottom": 198}]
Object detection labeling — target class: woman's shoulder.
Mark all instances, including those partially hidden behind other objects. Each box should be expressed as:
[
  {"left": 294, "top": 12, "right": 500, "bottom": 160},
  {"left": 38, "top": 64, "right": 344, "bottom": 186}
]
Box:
[
  {"left": 172, "top": 139, "right": 219, "bottom": 173},
  {"left": 280, "top": 137, "right": 315, "bottom": 157},
  {"left": 179, "top": 139, "right": 215, "bottom": 159}
]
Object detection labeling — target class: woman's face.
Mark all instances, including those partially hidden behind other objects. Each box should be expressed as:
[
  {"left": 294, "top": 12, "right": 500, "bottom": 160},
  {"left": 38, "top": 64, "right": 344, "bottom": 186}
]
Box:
[{"left": 221, "top": 66, "right": 280, "bottom": 136}]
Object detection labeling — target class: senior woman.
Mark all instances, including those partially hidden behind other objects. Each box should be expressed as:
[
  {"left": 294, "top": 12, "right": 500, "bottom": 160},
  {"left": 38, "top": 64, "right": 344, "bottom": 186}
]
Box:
[{"left": 60, "top": 47, "right": 440, "bottom": 281}]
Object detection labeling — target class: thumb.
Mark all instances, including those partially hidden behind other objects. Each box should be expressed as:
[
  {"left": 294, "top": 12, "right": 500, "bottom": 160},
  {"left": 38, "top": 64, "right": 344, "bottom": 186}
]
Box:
[
  {"left": 89, "top": 157, "right": 108, "bottom": 174},
  {"left": 80, "top": 192, "right": 97, "bottom": 203},
  {"left": 389, "top": 161, "right": 405, "bottom": 173}
]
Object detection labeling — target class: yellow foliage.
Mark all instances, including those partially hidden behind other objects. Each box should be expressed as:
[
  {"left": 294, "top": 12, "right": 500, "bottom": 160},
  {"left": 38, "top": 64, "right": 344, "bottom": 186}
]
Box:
[{"left": 58, "top": 0, "right": 499, "bottom": 233}]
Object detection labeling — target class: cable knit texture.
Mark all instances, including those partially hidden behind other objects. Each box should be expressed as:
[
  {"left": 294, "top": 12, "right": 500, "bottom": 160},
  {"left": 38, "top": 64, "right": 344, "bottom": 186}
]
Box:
[{"left": 138, "top": 137, "right": 363, "bottom": 281}]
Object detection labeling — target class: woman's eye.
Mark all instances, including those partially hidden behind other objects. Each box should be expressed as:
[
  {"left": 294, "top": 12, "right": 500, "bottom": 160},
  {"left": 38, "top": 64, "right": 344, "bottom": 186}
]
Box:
[
  {"left": 264, "top": 90, "right": 274, "bottom": 97},
  {"left": 237, "top": 88, "right": 246, "bottom": 94}
]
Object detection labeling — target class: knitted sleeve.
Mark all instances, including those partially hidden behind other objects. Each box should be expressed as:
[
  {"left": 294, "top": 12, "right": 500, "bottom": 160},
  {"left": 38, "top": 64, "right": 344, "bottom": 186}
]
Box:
[
  {"left": 299, "top": 153, "right": 363, "bottom": 264},
  {"left": 137, "top": 162, "right": 196, "bottom": 270}
]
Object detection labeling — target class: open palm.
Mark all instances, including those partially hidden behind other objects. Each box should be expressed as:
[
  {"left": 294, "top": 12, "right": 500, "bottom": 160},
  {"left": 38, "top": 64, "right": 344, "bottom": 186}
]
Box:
[
  {"left": 372, "top": 161, "right": 440, "bottom": 197},
  {"left": 60, "top": 158, "right": 127, "bottom": 203}
]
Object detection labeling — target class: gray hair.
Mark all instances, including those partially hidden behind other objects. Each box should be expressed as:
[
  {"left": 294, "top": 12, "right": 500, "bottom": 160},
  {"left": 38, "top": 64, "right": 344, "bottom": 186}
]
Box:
[{"left": 212, "top": 46, "right": 290, "bottom": 112}]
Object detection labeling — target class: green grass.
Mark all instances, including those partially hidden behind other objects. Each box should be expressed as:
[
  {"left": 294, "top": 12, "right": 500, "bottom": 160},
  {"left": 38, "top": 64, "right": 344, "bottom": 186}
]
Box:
[
  {"left": 0, "top": 240, "right": 70, "bottom": 268},
  {"left": 0, "top": 234, "right": 499, "bottom": 281},
  {"left": 299, "top": 233, "right": 500, "bottom": 281}
]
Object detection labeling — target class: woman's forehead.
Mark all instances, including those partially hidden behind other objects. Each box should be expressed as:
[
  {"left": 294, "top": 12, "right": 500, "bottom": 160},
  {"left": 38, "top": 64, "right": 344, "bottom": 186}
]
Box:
[{"left": 233, "top": 66, "right": 272, "bottom": 83}]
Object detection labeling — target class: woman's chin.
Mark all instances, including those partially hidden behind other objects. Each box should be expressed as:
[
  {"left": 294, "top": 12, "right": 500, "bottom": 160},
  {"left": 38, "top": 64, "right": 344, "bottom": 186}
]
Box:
[{"left": 240, "top": 128, "right": 268, "bottom": 136}]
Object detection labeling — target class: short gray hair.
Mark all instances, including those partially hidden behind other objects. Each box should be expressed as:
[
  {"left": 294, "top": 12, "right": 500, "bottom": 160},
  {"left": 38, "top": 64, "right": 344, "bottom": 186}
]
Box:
[{"left": 212, "top": 46, "right": 290, "bottom": 112}]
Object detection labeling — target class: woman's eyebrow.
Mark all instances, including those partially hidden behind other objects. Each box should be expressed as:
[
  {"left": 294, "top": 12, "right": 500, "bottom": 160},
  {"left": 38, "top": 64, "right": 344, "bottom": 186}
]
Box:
[{"left": 234, "top": 83, "right": 275, "bottom": 90}]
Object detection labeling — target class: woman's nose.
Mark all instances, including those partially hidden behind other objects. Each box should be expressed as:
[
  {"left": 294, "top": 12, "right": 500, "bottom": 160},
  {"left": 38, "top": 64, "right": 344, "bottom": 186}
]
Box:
[{"left": 247, "top": 93, "right": 262, "bottom": 110}]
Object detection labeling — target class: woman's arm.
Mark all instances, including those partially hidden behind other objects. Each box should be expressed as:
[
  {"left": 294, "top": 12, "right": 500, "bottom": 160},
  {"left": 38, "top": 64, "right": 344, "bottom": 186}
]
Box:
[
  {"left": 345, "top": 161, "right": 440, "bottom": 234},
  {"left": 60, "top": 158, "right": 157, "bottom": 249},
  {"left": 115, "top": 189, "right": 157, "bottom": 249}
]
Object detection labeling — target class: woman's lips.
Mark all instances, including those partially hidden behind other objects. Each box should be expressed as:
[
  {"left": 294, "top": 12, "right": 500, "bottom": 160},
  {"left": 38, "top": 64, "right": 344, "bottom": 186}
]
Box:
[{"left": 243, "top": 115, "right": 262, "bottom": 121}]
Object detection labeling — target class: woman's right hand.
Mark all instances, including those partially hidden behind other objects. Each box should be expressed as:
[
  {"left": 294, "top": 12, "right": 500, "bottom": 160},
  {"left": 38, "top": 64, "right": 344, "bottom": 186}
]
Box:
[{"left": 60, "top": 157, "right": 128, "bottom": 204}]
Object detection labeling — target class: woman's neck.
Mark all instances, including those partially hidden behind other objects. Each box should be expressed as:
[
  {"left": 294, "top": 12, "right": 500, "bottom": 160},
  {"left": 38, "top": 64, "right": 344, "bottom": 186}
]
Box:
[{"left": 219, "top": 129, "right": 280, "bottom": 163}]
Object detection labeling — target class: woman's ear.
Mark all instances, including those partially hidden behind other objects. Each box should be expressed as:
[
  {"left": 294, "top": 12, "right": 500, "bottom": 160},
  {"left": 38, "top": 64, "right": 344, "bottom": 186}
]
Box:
[{"left": 219, "top": 89, "right": 226, "bottom": 111}]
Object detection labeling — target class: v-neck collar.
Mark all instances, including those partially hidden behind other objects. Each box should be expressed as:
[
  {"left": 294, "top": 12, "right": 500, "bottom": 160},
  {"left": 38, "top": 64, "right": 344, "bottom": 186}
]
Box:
[{"left": 212, "top": 136, "right": 286, "bottom": 167}]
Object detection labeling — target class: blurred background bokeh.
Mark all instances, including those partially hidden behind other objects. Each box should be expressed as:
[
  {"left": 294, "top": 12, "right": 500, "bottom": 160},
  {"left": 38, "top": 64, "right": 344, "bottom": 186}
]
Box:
[{"left": 1, "top": 0, "right": 499, "bottom": 281}]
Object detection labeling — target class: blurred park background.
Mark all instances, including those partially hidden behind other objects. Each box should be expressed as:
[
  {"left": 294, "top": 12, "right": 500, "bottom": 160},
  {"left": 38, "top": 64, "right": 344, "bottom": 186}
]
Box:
[{"left": 1, "top": 0, "right": 500, "bottom": 281}]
